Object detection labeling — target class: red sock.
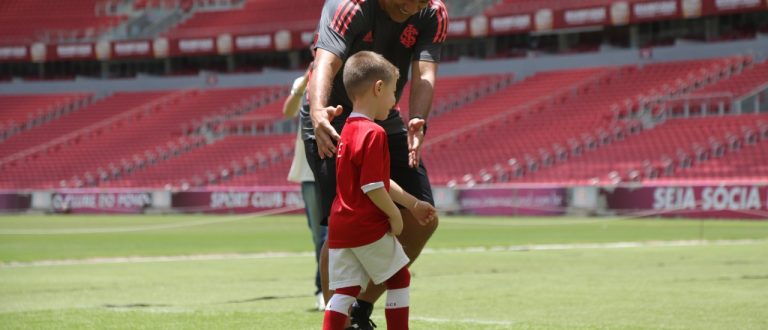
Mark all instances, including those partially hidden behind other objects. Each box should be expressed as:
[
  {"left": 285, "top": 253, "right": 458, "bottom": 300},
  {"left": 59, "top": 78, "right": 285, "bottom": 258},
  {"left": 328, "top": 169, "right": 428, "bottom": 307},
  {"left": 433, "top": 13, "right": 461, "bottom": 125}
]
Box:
[
  {"left": 322, "top": 287, "right": 360, "bottom": 330},
  {"left": 323, "top": 310, "right": 348, "bottom": 330},
  {"left": 385, "top": 306, "right": 409, "bottom": 330},
  {"left": 385, "top": 268, "right": 411, "bottom": 329}
]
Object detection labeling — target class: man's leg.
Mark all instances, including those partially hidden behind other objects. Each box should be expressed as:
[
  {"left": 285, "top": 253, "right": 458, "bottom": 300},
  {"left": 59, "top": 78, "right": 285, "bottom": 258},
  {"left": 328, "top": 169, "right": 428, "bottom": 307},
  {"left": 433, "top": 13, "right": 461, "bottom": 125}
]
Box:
[
  {"left": 304, "top": 138, "right": 337, "bottom": 308},
  {"left": 302, "top": 181, "right": 327, "bottom": 309},
  {"left": 320, "top": 240, "right": 332, "bottom": 303}
]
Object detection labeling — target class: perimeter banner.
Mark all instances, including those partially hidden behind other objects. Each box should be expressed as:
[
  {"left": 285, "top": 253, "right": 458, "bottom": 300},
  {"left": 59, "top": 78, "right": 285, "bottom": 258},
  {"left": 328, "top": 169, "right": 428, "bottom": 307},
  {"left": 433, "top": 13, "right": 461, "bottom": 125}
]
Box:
[
  {"left": 171, "top": 187, "right": 303, "bottom": 214},
  {"left": 51, "top": 191, "right": 152, "bottom": 214},
  {"left": 458, "top": 186, "right": 567, "bottom": 216},
  {"left": 602, "top": 185, "right": 768, "bottom": 219},
  {"left": 0, "top": 192, "right": 31, "bottom": 213}
]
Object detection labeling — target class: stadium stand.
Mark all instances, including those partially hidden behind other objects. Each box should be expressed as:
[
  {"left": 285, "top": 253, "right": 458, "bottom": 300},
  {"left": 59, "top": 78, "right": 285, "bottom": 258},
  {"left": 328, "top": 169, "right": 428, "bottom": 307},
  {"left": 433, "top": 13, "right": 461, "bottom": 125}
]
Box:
[
  {"left": 165, "top": 0, "right": 324, "bottom": 39},
  {"left": 397, "top": 74, "right": 515, "bottom": 121},
  {"left": 523, "top": 114, "right": 768, "bottom": 184},
  {"left": 206, "top": 96, "right": 294, "bottom": 136},
  {"left": 0, "top": 93, "right": 94, "bottom": 141},
  {"left": 0, "top": 86, "right": 285, "bottom": 189},
  {"left": 0, "top": 91, "right": 172, "bottom": 160},
  {"left": 656, "top": 118, "right": 768, "bottom": 184},
  {"left": 0, "top": 0, "right": 125, "bottom": 44},
  {"left": 423, "top": 57, "right": 754, "bottom": 185},
  {"left": 100, "top": 134, "right": 294, "bottom": 188},
  {"left": 693, "top": 60, "right": 768, "bottom": 98},
  {"left": 0, "top": 0, "right": 767, "bottom": 193},
  {"left": 658, "top": 59, "right": 768, "bottom": 117},
  {"left": 420, "top": 67, "right": 613, "bottom": 184}
]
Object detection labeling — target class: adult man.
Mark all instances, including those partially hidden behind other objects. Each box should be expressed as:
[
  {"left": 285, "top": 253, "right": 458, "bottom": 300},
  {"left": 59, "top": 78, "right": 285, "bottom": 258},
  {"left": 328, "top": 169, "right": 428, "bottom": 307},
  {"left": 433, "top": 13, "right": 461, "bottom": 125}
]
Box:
[{"left": 299, "top": 0, "right": 447, "bottom": 328}]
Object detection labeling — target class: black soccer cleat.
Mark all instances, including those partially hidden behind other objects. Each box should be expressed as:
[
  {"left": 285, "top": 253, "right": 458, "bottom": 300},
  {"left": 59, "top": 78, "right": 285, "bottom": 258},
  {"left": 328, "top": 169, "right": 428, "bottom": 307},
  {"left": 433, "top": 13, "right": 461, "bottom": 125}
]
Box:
[
  {"left": 347, "top": 301, "right": 376, "bottom": 329},
  {"left": 345, "top": 318, "right": 376, "bottom": 330}
]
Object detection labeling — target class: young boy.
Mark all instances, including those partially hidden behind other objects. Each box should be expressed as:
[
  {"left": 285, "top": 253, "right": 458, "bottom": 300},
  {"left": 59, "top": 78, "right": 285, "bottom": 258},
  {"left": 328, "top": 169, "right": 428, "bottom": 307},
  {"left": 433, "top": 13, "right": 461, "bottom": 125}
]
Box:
[{"left": 322, "top": 51, "right": 436, "bottom": 330}]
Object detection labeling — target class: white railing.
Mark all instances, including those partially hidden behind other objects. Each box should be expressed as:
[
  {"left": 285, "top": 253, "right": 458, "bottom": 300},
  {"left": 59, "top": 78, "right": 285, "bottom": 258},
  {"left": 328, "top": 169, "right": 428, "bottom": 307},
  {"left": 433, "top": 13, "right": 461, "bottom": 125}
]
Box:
[{"left": 735, "top": 81, "right": 768, "bottom": 114}]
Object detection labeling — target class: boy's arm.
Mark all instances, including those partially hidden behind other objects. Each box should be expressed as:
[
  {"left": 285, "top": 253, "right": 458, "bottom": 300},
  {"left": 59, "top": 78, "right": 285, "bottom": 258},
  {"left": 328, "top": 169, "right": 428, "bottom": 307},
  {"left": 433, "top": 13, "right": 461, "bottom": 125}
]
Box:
[
  {"left": 388, "top": 180, "right": 437, "bottom": 226},
  {"left": 366, "top": 187, "right": 404, "bottom": 236}
]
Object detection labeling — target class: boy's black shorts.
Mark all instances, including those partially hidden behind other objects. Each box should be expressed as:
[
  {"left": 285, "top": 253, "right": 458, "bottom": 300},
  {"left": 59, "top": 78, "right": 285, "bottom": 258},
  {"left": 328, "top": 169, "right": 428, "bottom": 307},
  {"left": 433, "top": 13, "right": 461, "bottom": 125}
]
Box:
[{"left": 304, "top": 131, "right": 435, "bottom": 226}]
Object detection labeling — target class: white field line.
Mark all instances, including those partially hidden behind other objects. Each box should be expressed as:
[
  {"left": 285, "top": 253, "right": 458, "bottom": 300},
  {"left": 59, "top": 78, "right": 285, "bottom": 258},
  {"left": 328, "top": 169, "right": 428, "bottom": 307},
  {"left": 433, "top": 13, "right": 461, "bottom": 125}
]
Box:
[
  {"left": 0, "top": 215, "right": 636, "bottom": 236},
  {"left": 439, "top": 217, "right": 618, "bottom": 226},
  {"left": 420, "top": 238, "right": 765, "bottom": 254},
  {"left": 1, "top": 239, "right": 763, "bottom": 269},
  {"left": 0, "top": 252, "right": 315, "bottom": 268},
  {"left": 408, "top": 316, "right": 514, "bottom": 326}
]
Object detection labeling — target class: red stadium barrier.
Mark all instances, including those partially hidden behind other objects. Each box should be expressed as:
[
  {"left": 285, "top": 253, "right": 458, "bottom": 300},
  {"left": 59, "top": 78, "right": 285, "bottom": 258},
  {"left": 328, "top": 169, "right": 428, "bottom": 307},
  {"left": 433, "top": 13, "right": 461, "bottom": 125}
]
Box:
[
  {"left": 457, "top": 186, "right": 567, "bottom": 216},
  {"left": 602, "top": 184, "right": 768, "bottom": 219},
  {"left": 51, "top": 189, "right": 153, "bottom": 214},
  {"left": 0, "top": 192, "right": 31, "bottom": 213},
  {"left": 171, "top": 186, "right": 303, "bottom": 214}
]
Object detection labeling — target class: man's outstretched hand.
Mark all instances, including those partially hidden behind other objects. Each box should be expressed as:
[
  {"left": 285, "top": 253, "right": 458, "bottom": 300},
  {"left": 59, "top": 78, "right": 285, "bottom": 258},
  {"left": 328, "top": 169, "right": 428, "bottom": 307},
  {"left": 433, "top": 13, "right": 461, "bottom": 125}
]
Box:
[
  {"left": 311, "top": 105, "right": 343, "bottom": 159},
  {"left": 407, "top": 117, "right": 426, "bottom": 168},
  {"left": 409, "top": 200, "right": 437, "bottom": 226}
]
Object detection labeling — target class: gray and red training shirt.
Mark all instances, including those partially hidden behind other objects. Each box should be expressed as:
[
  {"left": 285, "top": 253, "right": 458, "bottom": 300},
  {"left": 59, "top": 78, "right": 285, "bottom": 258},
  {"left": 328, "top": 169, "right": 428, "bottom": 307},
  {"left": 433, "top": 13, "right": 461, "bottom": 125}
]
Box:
[{"left": 300, "top": 0, "right": 448, "bottom": 139}]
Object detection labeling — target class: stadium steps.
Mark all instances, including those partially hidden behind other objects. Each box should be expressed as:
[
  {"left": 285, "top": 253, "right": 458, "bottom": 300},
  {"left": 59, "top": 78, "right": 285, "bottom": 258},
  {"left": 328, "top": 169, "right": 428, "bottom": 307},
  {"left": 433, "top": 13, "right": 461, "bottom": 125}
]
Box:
[
  {"left": 0, "top": 92, "right": 98, "bottom": 142},
  {"left": 519, "top": 114, "right": 768, "bottom": 185},
  {"left": 116, "top": 0, "right": 204, "bottom": 40},
  {"left": 688, "top": 58, "right": 767, "bottom": 99},
  {"left": 99, "top": 134, "right": 295, "bottom": 188},
  {"left": 661, "top": 59, "right": 768, "bottom": 117},
  {"left": 650, "top": 118, "right": 768, "bottom": 184}
]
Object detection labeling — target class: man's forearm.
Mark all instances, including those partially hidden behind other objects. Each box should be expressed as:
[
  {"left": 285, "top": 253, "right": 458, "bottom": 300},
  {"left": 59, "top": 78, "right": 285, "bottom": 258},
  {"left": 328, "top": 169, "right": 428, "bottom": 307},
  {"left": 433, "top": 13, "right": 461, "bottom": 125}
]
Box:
[
  {"left": 408, "top": 61, "right": 437, "bottom": 119},
  {"left": 309, "top": 67, "right": 333, "bottom": 112},
  {"left": 309, "top": 49, "right": 342, "bottom": 113}
]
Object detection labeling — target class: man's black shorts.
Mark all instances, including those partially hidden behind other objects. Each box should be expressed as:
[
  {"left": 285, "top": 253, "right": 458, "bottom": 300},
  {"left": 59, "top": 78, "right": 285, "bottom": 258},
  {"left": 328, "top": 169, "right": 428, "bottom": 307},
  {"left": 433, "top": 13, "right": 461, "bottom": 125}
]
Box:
[{"left": 304, "top": 131, "right": 435, "bottom": 226}]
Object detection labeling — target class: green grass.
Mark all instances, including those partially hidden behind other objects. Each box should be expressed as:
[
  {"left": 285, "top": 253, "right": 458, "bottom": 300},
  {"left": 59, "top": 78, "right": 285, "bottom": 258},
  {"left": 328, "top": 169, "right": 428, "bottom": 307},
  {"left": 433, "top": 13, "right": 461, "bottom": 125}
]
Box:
[{"left": 1, "top": 214, "right": 767, "bottom": 329}]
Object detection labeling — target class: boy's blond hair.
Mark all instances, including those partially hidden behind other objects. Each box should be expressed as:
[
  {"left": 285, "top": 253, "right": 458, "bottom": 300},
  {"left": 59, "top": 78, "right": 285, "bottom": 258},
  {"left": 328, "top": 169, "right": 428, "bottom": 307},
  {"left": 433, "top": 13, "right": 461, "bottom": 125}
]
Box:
[{"left": 343, "top": 51, "right": 400, "bottom": 102}]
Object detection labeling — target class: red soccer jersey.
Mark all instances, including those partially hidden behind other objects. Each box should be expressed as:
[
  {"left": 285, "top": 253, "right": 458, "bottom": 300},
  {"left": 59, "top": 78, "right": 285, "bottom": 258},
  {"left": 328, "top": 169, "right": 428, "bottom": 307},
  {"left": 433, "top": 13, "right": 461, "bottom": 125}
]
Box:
[{"left": 328, "top": 115, "right": 391, "bottom": 248}]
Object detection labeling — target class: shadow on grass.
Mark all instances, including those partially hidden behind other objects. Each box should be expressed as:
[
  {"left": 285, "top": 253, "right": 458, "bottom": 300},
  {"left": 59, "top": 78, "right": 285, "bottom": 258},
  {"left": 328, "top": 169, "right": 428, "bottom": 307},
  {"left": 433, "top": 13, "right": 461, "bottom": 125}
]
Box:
[
  {"left": 103, "top": 303, "right": 171, "bottom": 308},
  {"left": 223, "top": 294, "right": 309, "bottom": 304}
]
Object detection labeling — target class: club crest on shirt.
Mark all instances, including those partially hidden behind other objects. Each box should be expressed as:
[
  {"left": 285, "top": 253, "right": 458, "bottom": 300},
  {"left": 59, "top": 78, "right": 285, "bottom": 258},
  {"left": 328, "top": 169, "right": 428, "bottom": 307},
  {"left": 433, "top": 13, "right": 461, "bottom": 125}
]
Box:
[{"left": 400, "top": 24, "right": 418, "bottom": 48}]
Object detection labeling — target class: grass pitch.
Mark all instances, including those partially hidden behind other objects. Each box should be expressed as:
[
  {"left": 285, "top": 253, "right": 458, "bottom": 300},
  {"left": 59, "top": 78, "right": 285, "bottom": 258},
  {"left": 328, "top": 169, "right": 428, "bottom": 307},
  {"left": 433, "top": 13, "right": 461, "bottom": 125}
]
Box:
[{"left": 1, "top": 214, "right": 767, "bottom": 329}]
